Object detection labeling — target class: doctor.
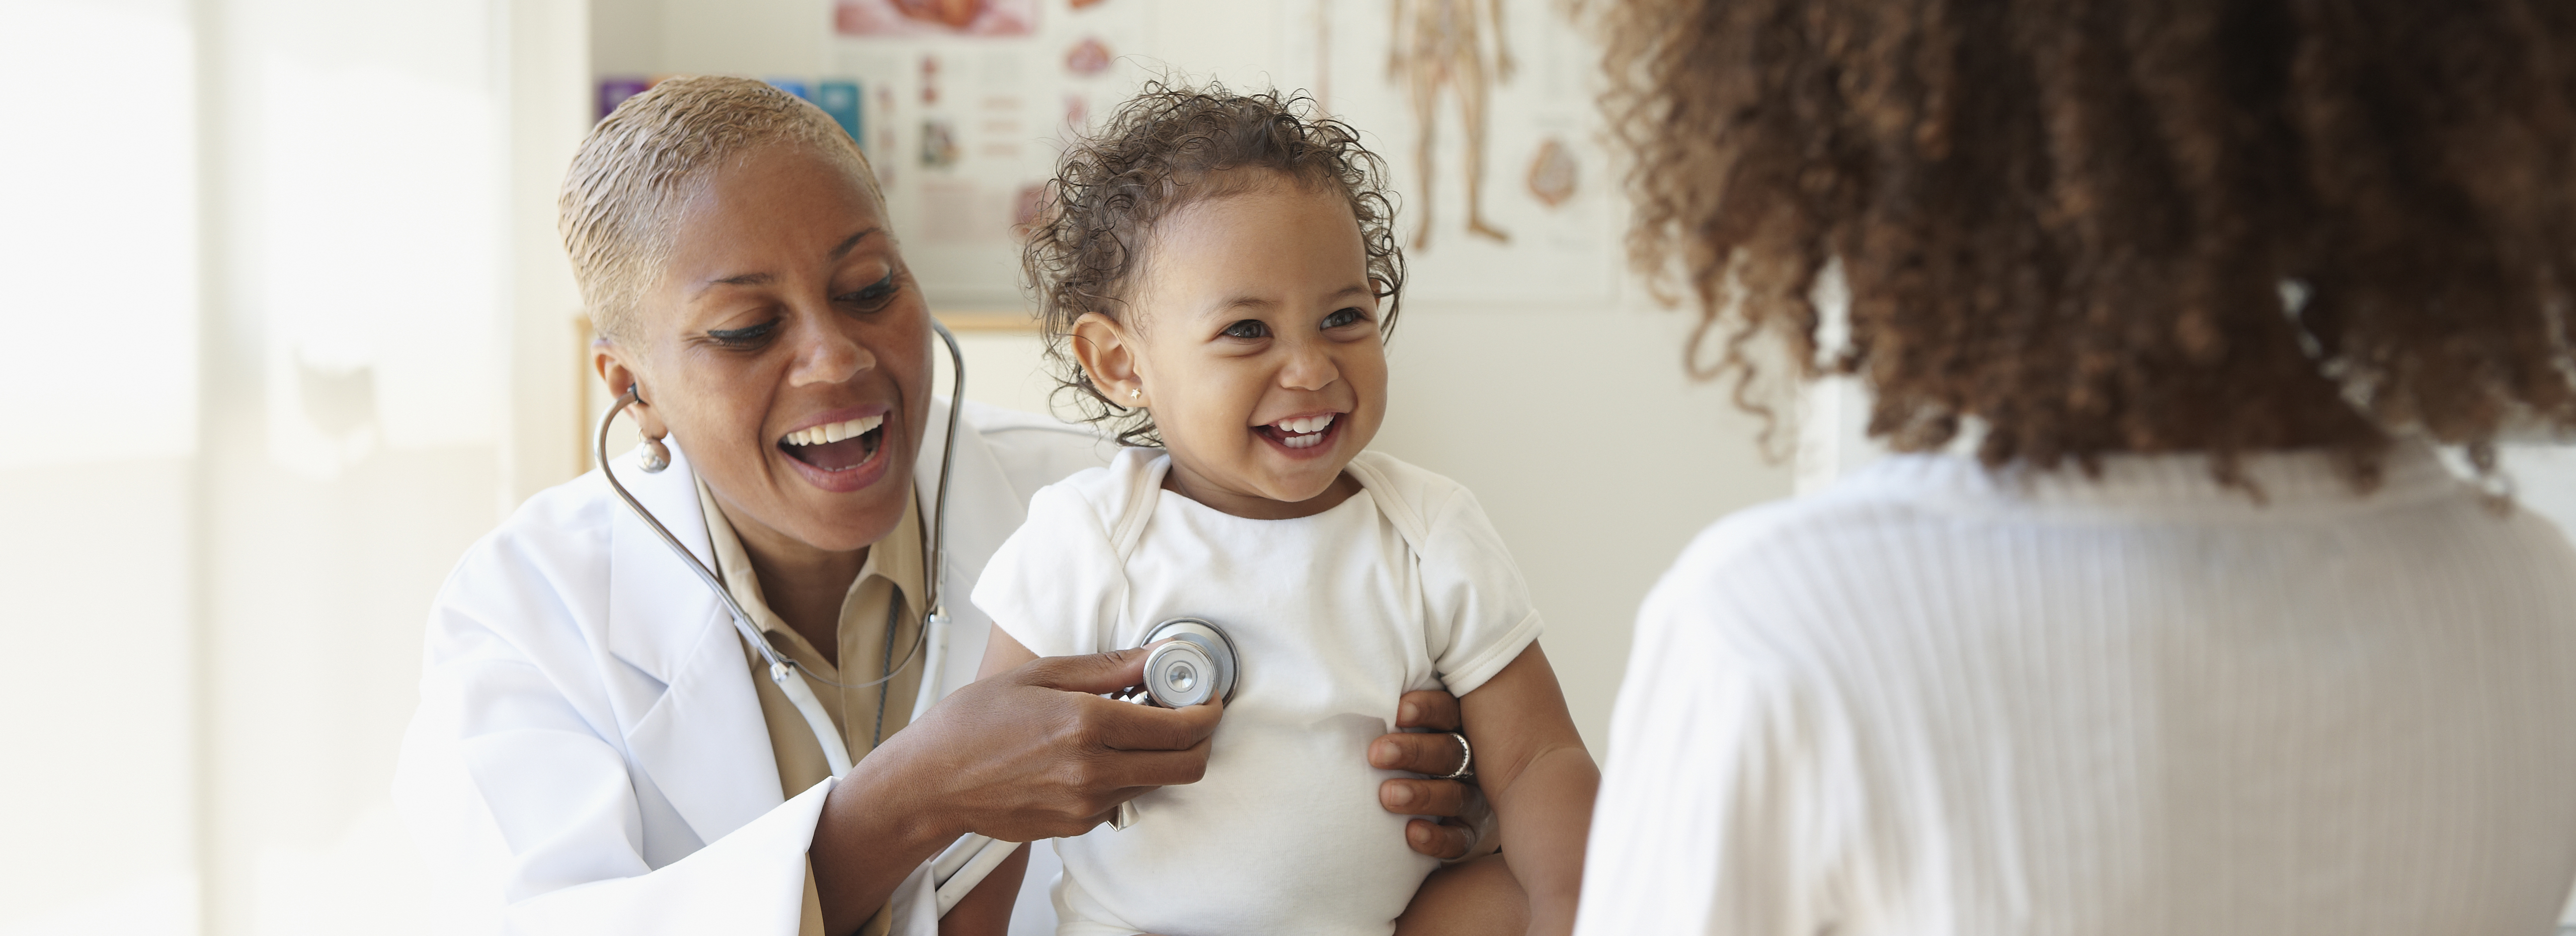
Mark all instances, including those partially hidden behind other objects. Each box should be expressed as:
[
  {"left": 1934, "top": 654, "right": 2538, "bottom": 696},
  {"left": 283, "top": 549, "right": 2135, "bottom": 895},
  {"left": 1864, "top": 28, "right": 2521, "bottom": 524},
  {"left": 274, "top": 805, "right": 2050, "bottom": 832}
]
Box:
[{"left": 394, "top": 75, "right": 1508, "bottom": 935}]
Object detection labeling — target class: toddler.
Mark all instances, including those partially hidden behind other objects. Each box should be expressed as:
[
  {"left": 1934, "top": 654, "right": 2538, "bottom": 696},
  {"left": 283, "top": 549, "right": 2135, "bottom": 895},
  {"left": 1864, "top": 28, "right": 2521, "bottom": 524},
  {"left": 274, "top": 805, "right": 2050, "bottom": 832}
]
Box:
[{"left": 961, "top": 84, "right": 1599, "bottom": 935}]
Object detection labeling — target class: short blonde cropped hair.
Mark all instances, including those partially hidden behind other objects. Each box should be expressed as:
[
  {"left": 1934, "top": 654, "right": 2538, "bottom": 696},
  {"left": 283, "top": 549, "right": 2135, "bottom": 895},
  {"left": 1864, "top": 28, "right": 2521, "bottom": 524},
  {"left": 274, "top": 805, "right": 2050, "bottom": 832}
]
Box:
[{"left": 560, "top": 75, "right": 880, "bottom": 341}]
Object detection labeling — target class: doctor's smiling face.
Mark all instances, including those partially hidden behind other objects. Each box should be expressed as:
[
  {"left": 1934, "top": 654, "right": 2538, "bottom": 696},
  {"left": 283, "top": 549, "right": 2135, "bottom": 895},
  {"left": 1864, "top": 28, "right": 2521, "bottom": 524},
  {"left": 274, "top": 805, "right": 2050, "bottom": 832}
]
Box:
[{"left": 596, "top": 142, "right": 931, "bottom": 559}]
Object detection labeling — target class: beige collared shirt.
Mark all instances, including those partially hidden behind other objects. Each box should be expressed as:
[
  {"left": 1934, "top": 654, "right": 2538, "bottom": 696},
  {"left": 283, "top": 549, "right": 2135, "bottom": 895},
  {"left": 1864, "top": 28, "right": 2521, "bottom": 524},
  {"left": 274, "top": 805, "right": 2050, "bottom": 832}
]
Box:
[{"left": 698, "top": 479, "right": 926, "bottom": 936}]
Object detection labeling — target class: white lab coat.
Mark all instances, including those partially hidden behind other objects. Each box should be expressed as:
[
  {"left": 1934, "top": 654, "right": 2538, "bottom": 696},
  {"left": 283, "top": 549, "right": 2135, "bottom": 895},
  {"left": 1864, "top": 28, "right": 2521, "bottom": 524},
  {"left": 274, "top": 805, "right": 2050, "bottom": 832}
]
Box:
[{"left": 393, "top": 399, "right": 1110, "bottom": 935}]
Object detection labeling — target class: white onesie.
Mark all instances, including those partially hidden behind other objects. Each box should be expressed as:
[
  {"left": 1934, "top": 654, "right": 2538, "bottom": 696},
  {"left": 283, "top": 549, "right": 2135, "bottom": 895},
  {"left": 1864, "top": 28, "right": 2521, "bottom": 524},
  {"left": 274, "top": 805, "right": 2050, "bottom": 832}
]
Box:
[{"left": 973, "top": 447, "right": 1543, "bottom": 936}]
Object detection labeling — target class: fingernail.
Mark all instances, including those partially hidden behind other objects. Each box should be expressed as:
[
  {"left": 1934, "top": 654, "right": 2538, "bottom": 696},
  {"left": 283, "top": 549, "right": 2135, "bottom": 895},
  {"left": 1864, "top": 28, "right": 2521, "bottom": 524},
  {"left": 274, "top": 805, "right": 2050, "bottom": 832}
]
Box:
[
  {"left": 1389, "top": 785, "right": 1413, "bottom": 807},
  {"left": 1401, "top": 702, "right": 1420, "bottom": 723},
  {"left": 1409, "top": 823, "right": 1429, "bottom": 843}
]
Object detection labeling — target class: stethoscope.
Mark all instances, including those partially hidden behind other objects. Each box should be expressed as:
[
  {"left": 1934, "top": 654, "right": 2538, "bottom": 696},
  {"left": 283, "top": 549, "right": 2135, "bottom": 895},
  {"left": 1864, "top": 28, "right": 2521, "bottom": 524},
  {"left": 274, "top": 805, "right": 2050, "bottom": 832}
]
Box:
[
  {"left": 1106, "top": 617, "right": 1241, "bottom": 829},
  {"left": 592, "top": 320, "right": 1243, "bottom": 914}
]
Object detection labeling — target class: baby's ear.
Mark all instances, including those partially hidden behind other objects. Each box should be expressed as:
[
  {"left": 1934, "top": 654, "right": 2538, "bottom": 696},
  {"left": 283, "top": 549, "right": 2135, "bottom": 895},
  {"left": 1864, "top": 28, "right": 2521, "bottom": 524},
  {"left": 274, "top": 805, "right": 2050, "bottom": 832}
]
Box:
[{"left": 1070, "top": 311, "right": 1145, "bottom": 403}]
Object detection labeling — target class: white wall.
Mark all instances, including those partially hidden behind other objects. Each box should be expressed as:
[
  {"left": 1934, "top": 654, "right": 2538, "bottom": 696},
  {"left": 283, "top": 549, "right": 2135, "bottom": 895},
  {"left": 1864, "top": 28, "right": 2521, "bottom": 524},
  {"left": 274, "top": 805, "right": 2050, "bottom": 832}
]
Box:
[
  {"left": 0, "top": 1, "right": 591, "bottom": 933},
  {"left": 0, "top": 1, "right": 205, "bottom": 931},
  {"left": 1375, "top": 306, "right": 1787, "bottom": 746}
]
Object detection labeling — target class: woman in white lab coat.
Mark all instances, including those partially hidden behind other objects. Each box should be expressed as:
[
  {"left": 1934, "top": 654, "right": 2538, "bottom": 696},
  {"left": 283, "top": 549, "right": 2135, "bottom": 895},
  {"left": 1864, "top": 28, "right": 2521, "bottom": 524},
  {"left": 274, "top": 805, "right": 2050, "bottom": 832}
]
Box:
[{"left": 393, "top": 76, "right": 1507, "bottom": 935}]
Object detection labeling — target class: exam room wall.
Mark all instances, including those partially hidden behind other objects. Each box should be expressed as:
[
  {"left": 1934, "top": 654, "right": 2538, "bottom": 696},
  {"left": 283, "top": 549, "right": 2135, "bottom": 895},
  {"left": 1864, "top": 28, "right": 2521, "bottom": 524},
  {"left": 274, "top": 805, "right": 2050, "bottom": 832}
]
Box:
[{"left": 1, "top": 1, "right": 587, "bottom": 934}]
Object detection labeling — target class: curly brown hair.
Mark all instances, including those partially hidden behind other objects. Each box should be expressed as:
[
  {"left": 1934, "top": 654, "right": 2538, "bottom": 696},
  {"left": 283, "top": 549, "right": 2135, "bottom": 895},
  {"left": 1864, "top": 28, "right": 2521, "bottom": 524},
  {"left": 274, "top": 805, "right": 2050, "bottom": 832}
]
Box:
[
  {"left": 1601, "top": 0, "right": 2576, "bottom": 485},
  {"left": 1022, "top": 81, "right": 1405, "bottom": 446}
]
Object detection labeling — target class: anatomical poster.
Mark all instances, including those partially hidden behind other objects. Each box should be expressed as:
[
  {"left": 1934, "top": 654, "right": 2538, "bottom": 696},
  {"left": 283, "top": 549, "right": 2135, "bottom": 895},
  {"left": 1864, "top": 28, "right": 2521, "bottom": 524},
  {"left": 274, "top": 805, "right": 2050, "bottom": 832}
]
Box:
[
  {"left": 833, "top": 0, "right": 1155, "bottom": 310},
  {"left": 836, "top": 0, "right": 1040, "bottom": 37},
  {"left": 832, "top": 0, "right": 1614, "bottom": 311}
]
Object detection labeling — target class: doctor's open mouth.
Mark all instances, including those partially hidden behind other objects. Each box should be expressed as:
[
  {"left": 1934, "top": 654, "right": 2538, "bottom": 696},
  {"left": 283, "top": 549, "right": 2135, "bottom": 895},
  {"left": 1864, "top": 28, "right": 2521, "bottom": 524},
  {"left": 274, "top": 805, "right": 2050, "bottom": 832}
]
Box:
[{"left": 779, "top": 413, "right": 884, "bottom": 471}]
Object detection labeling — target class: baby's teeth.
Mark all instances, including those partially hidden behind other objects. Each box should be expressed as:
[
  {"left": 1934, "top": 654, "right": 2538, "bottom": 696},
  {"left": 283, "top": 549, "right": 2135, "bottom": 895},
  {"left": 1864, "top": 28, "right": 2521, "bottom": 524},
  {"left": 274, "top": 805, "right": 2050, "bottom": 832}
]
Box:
[{"left": 1272, "top": 413, "right": 1337, "bottom": 436}]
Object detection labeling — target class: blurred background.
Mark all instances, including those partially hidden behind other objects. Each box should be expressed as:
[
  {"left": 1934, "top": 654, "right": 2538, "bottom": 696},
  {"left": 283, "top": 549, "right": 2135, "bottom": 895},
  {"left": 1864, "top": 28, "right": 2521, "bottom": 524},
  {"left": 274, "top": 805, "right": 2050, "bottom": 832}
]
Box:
[{"left": 1, "top": 1, "right": 2568, "bottom": 933}]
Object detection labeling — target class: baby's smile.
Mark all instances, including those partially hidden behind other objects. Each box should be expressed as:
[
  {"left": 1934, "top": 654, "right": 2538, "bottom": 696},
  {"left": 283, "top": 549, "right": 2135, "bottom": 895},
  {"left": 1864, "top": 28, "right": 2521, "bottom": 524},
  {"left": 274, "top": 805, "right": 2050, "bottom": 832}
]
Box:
[{"left": 1258, "top": 411, "right": 1342, "bottom": 452}]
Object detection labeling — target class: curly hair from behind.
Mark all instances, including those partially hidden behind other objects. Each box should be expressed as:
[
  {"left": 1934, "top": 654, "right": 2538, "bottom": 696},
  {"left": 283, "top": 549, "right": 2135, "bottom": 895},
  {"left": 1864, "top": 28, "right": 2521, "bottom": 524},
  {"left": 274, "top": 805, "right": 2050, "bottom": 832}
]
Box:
[
  {"left": 1023, "top": 81, "right": 1405, "bottom": 447},
  {"left": 1600, "top": 0, "right": 2576, "bottom": 487}
]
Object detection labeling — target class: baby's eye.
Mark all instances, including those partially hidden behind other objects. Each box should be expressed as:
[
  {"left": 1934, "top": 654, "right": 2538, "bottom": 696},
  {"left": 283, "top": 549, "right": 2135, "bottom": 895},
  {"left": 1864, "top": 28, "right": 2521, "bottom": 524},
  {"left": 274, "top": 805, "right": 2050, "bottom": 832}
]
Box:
[
  {"left": 1321, "top": 307, "right": 1368, "bottom": 330},
  {"left": 1221, "top": 319, "right": 1271, "bottom": 340}
]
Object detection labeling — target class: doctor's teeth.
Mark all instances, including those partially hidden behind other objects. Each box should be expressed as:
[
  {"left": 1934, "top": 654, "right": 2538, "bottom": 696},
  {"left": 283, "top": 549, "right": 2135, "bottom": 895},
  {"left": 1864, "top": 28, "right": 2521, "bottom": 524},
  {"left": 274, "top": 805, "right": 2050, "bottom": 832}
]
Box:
[{"left": 785, "top": 414, "right": 884, "bottom": 447}]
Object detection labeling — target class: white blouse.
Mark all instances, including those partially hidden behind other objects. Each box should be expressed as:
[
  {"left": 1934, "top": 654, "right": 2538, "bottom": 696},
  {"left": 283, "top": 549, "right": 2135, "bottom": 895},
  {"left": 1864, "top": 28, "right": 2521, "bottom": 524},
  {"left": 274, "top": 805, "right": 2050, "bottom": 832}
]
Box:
[{"left": 1575, "top": 444, "right": 2576, "bottom": 935}]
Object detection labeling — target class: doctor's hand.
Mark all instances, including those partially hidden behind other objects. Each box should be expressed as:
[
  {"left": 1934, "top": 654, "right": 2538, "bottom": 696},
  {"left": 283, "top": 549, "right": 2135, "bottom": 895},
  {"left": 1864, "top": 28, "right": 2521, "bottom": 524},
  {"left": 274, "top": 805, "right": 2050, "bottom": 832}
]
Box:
[
  {"left": 861, "top": 645, "right": 1224, "bottom": 842},
  {"left": 813, "top": 646, "right": 1219, "bottom": 934},
  {"left": 1371, "top": 689, "right": 1496, "bottom": 861}
]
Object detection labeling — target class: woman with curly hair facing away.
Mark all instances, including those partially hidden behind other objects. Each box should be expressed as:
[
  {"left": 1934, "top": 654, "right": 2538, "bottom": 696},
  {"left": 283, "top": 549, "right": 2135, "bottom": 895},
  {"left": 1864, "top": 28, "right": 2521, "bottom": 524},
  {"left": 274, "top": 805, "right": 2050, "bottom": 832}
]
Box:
[
  {"left": 957, "top": 83, "right": 1599, "bottom": 935},
  {"left": 1575, "top": 2, "right": 2576, "bottom": 934}
]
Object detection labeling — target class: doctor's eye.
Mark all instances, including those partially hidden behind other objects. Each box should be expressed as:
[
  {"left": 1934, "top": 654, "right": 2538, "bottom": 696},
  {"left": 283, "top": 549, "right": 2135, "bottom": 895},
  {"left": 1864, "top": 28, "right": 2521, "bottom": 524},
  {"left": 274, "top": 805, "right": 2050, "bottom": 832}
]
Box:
[
  {"left": 1221, "top": 319, "right": 1271, "bottom": 340},
  {"left": 1321, "top": 307, "right": 1370, "bottom": 330},
  {"left": 836, "top": 272, "right": 901, "bottom": 309},
  {"left": 707, "top": 317, "right": 782, "bottom": 348}
]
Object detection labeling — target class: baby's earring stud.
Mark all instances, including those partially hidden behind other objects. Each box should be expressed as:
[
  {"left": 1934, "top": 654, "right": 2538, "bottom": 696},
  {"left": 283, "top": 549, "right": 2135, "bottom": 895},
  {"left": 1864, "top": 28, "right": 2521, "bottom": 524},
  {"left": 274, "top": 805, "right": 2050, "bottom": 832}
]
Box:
[{"left": 1130, "top": 388, "right": 1141, "bottom": 400}]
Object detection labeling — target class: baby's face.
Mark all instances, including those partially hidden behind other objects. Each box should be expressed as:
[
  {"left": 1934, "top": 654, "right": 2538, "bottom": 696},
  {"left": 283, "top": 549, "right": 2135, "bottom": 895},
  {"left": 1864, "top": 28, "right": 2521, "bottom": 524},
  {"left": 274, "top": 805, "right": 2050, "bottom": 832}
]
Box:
[{"left": 1104, "top": 179, "right": 1388, "bottom": 513}]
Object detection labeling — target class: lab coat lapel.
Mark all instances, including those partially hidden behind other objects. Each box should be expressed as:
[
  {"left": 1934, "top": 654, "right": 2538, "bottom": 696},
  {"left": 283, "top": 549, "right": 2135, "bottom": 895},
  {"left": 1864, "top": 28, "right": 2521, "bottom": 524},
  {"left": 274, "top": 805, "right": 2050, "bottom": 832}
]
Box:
[
  {"left": 912, "top": 398, "right": 1033, "bottom": 701},
  {"left": 604, "top": 440, "right": 787, "bottom": 845},
  {"left": 914, "top": 398, "right": 1023, "bottom": 621}
]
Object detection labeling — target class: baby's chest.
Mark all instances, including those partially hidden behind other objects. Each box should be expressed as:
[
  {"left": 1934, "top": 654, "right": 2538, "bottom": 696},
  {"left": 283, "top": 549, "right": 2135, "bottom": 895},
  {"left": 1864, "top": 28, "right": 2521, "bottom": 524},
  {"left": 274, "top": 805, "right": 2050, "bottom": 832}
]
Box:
[{"left": 1115, "top": 516, "right": 1439, "bottom": 710}]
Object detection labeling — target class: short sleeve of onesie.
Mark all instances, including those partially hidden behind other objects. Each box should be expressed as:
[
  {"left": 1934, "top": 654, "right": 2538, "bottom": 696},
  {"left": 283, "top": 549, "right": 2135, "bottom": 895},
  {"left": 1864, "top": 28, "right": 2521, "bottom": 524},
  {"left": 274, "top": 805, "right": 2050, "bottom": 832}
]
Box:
[
  {"left": 1351, "top": 452, "right": 1545, "bottom": 697},
  {"left": 971, "top": 460, "right": 1133, "bottom": 659}
]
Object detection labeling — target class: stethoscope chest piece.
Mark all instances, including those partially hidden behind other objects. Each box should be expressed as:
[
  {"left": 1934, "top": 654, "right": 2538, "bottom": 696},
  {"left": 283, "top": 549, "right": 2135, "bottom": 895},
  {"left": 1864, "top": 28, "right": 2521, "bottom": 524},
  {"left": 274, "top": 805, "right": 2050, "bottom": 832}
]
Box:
[
  {"left": 1138, "top": 617, "right": 1239, "bottom": 709},
  {"left": 1114, "top": 617, "right": 1240, "bottom": 832}
]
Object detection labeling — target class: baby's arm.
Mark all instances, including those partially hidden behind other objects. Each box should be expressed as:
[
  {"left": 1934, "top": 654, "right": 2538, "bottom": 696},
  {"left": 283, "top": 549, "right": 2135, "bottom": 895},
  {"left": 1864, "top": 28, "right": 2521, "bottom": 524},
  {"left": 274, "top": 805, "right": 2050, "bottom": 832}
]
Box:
[
  {"left": 1457, "top": 642, "right": 1600, "bottom": 936},
  {"left": 933, "top": 633, "right": 1048, "bottom": 935}
]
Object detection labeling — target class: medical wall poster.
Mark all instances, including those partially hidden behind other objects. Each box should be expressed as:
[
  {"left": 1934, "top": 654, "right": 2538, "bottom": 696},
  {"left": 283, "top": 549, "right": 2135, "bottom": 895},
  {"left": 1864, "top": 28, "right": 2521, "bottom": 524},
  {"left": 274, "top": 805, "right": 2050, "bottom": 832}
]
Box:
[
  {"left": 837, "top": 0, "right": 1040, "bottom": 37},
  {"left": 1387, "top": 0, "right": 1512, "bottom": 249},
  {"left": 1295, "top": 0, "right": 1619, "bottom": 304},
  {"left": 598, "top": 76, "right": 651, "bottom": 120},
  {"left": 832, "top": 0, "right": 1615, "bottom": 310},
  {"left": 834, "top": 0, "right": 1155, "bottom": 309}
]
